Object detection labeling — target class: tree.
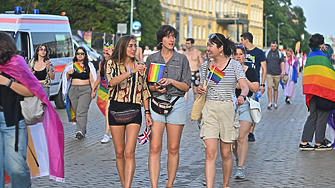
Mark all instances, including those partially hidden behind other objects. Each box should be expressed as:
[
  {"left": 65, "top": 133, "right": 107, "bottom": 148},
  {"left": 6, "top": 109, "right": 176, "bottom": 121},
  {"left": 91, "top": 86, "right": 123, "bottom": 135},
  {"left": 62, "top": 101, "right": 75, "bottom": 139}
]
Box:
[
  {"left": 263, "top": 0, "right": 310, "bottom": 53},
  {"left": 133, "top": 0, "right": 163, "bottom": 49}
]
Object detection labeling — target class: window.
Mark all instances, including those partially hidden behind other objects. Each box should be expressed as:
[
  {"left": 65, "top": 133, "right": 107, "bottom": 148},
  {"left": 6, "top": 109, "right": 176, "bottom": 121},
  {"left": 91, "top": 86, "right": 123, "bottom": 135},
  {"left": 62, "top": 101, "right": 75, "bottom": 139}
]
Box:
[
  {"left": 202, "top": 27, "right": 206, "bottom": 39},
  {"left": 208, "top": 0, "right": 212, "bottom": 12},
  {"left": 184, "top": 0, "right": 187, "bottom": 7},
  {"left": 14, "top": 32, "right": 32, "bottom": 60},
  {"left": 32, "top": 32, "right": 73, "bottom": 59},
  {"left": 198, "top": 0, "right": 201, "bottom": 10},
  {"left": 184, "top": 24, "right": 188, "bottom": 39},
  {"left": 198, "top": 26, "right": 201, "bottom": 39},
  {"left": 172, "top": 0, "right": 176, "bottom": 5},
  {"left": 189, "top": 0, "right": 192, "bottom": 9},
  {"left": 193, "top": 25, "right": 197, "bottom": 39},
  {"left": 203, "top": 0, "right": 206, "bottom": 11},
  {"left": 194, "top": 0, "right": 197, "bottom": 10},
  {"left": 167, "top": 0, "right": 170, "bottom": 4}
]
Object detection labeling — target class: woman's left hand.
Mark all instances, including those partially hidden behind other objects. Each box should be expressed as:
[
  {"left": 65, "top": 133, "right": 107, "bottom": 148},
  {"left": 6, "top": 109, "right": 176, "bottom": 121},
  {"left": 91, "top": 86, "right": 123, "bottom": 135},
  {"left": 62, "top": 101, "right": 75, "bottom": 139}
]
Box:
[
  {"left": 145, "top": 114, "right": 153, "bottom": 126},
  {"left": 237, "top": 96, "right": 245, "bottom": 106},
  {"left": 158, "top": 78, "right": 173, "bottom": 86}
]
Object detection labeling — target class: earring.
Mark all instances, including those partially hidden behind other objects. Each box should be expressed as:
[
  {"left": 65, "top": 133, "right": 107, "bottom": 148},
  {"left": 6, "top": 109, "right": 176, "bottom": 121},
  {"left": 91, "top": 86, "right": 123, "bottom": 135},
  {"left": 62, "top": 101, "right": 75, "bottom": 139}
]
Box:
[{"left": 220, "top": 53, "right": 223, "bottom": 56}]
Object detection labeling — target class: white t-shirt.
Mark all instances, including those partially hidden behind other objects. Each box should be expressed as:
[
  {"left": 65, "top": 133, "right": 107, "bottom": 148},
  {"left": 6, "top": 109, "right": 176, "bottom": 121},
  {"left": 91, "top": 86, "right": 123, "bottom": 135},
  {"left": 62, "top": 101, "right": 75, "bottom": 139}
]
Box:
[{"left": 143, "top": 49, "right": 152, "bottom": 62}]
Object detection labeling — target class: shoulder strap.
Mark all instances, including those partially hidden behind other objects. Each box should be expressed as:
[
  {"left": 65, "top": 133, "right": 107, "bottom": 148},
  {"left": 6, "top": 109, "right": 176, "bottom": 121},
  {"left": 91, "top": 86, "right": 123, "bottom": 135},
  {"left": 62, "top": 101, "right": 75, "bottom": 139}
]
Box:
[
  {"left": 265, "top": 50, "right": 270, "bottom": 58},
  {"left": 171, "top": 96, "right": 181, "bottom": 105}
]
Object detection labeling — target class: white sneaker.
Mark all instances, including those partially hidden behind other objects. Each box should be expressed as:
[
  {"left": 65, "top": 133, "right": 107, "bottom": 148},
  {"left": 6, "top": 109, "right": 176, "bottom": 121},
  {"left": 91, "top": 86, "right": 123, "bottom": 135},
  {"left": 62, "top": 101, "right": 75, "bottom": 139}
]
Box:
[{"left": 101, "top": 133, "right": 111, "bottom": 143}]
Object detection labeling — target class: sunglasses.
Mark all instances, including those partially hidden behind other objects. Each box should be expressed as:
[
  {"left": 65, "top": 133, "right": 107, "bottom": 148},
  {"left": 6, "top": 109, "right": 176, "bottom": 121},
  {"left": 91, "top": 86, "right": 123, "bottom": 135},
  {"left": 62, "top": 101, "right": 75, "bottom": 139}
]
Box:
[
  {"left": 39, "top": 48, "right": 47, "bottom": 52},
  {"left": 76, "top": 52, "right": 85, "bottom": 55},
  {"left": 208, "top": 34, "right": 224, "bottom": 45},
  {"left": 236, "top": 45, "right": 244, "bottom": 48},
  {"left": 104, "top": 52, "right": 110, "bottom": 55}
]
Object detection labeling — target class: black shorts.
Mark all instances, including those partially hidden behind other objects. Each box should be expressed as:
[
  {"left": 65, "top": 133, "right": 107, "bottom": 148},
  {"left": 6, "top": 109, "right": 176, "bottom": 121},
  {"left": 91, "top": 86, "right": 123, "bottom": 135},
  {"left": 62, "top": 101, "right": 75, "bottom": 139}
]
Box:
[{"left": 108, "top": 100, "right": 142, "bottom": 126}]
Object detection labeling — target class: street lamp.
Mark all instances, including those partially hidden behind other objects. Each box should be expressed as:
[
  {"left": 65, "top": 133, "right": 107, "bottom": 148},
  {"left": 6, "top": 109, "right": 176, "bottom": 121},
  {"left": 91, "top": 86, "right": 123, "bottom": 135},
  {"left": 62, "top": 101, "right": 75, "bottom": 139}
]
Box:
[
  {"left": 277, "top": 22, "right": 284, "bottom": 46},
  {"left": 264, "top": 14, "right": 273, "bottom": 48},
  {"left": 130, "top": 0, "right": 134, "bottom": 35}
]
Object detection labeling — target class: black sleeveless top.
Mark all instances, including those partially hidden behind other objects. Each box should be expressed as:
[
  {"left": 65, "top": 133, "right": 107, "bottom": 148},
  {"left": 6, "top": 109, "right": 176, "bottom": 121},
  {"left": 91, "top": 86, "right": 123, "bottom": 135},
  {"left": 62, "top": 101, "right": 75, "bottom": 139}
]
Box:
[{"left": 34, "top": 68, "right": 47, "bottom": 81}]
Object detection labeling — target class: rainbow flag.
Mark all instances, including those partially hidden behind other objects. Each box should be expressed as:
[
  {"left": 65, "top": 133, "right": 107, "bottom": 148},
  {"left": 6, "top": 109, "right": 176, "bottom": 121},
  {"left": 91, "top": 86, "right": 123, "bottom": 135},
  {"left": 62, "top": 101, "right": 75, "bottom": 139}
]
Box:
[
  {"left": 73, "top": 62, "right": 83, "bottom": 72},
  {"left": 207, "top": 65, "right": 225, "bottom": 84},
  {"left": 148, "top": 63, "right": 165, "bottom": 82},
  {"left": 303, "top": 50, "right": 335, "bottom": 108},
  {"left": 96, "top": 77, "right": 109, "bottom": 115},
  {"left": 66, "top": 95, "right": 76, "bottom": 122}
]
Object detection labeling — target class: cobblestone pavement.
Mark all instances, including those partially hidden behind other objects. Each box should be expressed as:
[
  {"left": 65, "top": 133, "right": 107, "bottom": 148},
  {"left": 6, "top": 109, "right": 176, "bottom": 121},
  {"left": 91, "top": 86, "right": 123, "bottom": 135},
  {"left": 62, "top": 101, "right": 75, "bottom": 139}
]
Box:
[{"left": 6, "top": 76, "right": 335, "bottom": 187}]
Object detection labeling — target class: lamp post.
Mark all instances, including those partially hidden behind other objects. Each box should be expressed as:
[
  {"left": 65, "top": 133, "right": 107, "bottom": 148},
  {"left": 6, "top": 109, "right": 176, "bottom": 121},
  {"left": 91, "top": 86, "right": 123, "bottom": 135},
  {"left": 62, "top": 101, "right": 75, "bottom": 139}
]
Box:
[
  {"left": 264, "top": 14, "right": 273, "bottom": 48},
  {"left": 130, "top": 0, "right": 134, "bottom": 35},
  {"left": 277, "top": 22, "right": 284, "bottom": 46}
]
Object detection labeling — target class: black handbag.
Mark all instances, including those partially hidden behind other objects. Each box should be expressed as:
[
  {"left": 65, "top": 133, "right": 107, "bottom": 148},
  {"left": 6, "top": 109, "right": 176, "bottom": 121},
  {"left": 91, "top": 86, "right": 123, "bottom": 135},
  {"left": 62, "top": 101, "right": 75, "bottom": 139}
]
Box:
[
  {"left": 151, "top": 96, "right": 181, "bottom": 115},
  {"left": 315, "top": 96, "right": 335, "bottom": 111}
]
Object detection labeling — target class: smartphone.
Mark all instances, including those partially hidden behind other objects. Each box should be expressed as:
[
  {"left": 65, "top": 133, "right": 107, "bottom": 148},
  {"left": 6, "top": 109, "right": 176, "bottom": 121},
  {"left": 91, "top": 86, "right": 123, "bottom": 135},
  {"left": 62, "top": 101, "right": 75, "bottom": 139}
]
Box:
[{"left": 156, "top": 82, "right": 163, "bottom": 87}]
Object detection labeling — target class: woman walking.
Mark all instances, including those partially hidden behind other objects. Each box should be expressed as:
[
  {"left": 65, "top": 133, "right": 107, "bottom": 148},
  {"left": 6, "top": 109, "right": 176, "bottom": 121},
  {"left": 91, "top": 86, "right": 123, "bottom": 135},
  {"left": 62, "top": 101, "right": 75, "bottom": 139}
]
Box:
[
  {"left": 283, "top": 48, "right": 297, "bottom": 104},
  {"left": 232, "top": 45, "right": 259, "bottom": 180},
  {"left": 28, "top": 44, "right": 55, "bottom": 97},
  {"left": 146, "top": 25, "right": 192, "bottom": 188},
  {"left": 299, "top": 33, "right": 335, "bottom": 150},
  {"left": 0, "top": 32, "right": 64, "bottom": 187},
  {"left": 197, "top": 34, "right": 248, "bottom": 188},
  {"left": 92, "top": 44, "right": 113, "bottom": 143},
  {"left": 62, "top": 47, "right": 97, "bottom": 139},
  {"left": 105, "top": 35, "right": 152, "bottom": 188}
]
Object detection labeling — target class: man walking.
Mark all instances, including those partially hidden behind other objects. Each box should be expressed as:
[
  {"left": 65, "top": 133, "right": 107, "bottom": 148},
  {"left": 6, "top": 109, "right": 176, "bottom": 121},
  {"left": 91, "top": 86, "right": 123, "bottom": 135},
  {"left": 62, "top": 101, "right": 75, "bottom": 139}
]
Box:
[
  {"left": 240, "top": 32, "right": 266, "bottom": 141},
  {"left": 265, "top": 41, "right": 285, "bottom": 109},
  {"left": 184, "top": 38, "right": 203, "bottom": 102}
]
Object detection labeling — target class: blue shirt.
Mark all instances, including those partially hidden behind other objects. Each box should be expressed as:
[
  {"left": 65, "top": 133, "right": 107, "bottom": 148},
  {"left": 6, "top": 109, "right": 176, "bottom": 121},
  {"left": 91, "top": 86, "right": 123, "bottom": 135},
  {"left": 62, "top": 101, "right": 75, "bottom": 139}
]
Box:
[{"left": 244, "top": 47, "right": 266, "bottom": 81}]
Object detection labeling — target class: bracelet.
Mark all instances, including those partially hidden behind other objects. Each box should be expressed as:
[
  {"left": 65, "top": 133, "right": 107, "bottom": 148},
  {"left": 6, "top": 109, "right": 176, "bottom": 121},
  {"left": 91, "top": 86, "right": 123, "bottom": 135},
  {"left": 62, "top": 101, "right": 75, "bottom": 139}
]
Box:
[
  {"left": 240, "top": 95, "right": 246, "bottom": 100},
  {"left": 6, "top": 78, "right": 14, "bottom": 88},
  {"left": 260, "top": 84, "right": 265, "bottom": 87},
  {"left": 145, "top": 110, "right": 150, "bottom": 114}
]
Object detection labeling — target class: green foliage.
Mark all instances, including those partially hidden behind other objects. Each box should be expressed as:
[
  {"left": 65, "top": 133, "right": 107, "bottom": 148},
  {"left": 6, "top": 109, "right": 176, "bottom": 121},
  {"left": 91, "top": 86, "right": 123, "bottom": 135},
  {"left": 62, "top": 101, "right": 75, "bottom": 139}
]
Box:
[
  {"left": 264, "top": 0, "right": 310, "bottom": 54},
  {"left": 134, "top": 0, "right": 163, "bottom": 49}
]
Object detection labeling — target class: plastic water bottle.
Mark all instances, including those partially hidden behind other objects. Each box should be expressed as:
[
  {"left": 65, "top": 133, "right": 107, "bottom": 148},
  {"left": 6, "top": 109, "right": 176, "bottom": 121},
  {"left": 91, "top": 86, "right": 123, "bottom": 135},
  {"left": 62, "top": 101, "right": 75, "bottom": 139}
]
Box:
[{"left": 255, "top": 90, "right": 262, "bottom": 99}]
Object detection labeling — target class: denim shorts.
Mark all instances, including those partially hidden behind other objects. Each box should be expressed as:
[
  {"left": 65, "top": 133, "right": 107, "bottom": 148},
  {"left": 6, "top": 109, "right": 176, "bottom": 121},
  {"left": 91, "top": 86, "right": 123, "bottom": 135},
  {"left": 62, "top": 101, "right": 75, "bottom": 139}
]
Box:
[
  {"left": 238, "top": 100, "right": 253, "bottom": 123},
  {"left": 150, "top": 96, "right": 187, "bottom": 125}
]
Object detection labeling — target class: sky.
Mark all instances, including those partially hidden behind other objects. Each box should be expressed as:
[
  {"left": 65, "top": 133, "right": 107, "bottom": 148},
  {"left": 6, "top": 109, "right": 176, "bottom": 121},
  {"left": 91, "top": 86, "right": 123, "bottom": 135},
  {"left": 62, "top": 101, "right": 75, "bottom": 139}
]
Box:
[{"left": 290, "top": 0, "right": 335, "bottom": 37}]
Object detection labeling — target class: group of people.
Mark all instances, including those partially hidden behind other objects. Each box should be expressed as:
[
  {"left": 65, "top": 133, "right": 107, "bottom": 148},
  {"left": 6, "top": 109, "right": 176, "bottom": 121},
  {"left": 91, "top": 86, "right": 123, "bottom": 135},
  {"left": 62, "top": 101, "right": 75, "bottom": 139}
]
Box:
[{"left": 2, "top": 24, "right": 335, "bottom": 188}]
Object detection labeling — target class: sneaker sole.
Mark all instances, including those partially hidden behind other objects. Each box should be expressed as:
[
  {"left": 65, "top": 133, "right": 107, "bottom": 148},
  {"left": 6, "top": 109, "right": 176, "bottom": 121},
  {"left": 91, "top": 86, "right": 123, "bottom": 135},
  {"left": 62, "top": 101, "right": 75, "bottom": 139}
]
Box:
[
  {"left": 299, "top": 147, "right": 314, "bottom": 151},
  {"left": 101, "top": 140, "right": 111, "bottom": 144},
  {"left": 76, "top": 132, "right": 84, "bottom": 139},
  {"left": 235, "top": 176, "right": 245, "bottom": 181},
  {"left": 314, "top": 148, "right": 332, "bottom": 151}
]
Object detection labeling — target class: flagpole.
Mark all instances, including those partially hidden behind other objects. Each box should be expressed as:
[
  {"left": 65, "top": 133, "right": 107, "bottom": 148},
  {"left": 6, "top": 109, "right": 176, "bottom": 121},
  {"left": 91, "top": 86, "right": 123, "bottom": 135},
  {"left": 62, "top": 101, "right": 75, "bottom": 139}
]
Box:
[{"left": 206, "top": 66, "right": 215, "bottom": 89}]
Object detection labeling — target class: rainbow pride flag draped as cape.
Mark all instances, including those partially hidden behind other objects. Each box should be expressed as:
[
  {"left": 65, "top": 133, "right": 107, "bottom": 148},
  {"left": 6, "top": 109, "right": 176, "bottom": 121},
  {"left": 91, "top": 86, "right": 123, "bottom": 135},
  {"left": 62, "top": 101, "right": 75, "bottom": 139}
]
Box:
[
  {"left": 96, "top": 77, "right": 109, "bottom": 115},
  {"left": 148, "top": 63, "right": 165, "bottom": 82},
  {"left": 207, "top": 65, "right": 225, "bottom": 84},
  {"left": 303, "top": 50, "right": 335, "bottom": 108},
  {"left": 1, "top": 55, "right": 64, "bottom": 184}
]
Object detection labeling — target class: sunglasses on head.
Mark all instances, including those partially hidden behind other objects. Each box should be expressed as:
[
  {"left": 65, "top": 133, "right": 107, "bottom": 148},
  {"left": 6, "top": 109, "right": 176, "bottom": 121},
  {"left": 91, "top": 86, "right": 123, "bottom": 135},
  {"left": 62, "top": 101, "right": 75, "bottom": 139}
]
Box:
[
  {"left": 76, "top": 52, "right": 85, "bottom": 55},
  {"left": 208, "top": 34, "right": 224, "bottom": 45},
  {"left": 236, "top": 45, "right": 244, "bottom": 48}
]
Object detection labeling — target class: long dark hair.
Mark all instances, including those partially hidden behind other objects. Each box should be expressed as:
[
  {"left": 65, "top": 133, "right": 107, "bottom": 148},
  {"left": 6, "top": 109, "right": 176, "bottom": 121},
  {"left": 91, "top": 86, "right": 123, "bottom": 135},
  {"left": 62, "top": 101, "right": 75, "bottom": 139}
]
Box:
[
  {"left": 156, "top": 25, "right": 179, "bottom": 50},
  {"left": 209, "top": 33, "right": 235, "bottom": 56},
  {"left": 0, "top": 32, "right": 17, "bottom": 65},
  {"left": 73, "top": 47, "right": 89, "bottom": 72},
  {"left": 110, "top": 35, "right": 137, "bottom": 64},
  {"left": 33, "top": 44, "right": 49, "bottom": 62}
]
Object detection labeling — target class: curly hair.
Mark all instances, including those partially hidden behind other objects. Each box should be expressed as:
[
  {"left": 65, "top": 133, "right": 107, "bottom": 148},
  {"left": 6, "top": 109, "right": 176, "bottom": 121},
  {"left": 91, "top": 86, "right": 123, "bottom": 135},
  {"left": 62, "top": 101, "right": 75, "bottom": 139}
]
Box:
[
  {"left": 0, "top": 32, "right": 17, "bottom": 65},
  {"left": 33, "top": 44, "right": 49, "bottom": 62},
  {"left": 309, "top": 33, "right": 324, "bottom": 49},
  {"left": 156, "top": 25, "right": 179, "bottom": 50}
]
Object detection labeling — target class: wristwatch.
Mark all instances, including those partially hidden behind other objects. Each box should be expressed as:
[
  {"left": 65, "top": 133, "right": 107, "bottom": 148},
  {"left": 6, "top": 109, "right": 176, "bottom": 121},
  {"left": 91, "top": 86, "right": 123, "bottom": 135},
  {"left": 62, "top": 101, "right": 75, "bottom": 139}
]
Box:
[
  {"left": 240, "top": 95, "right": 246, "bottom": 101},
  {"left": 260, "top": 83, "right": 265, "bottom": 87}
]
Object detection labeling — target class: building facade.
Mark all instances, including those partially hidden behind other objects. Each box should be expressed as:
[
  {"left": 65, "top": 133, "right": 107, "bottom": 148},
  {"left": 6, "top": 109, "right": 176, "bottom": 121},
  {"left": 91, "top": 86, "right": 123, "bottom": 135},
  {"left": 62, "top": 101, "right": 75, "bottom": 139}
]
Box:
[{"left": 161, "top": 0, "right": 264, "bottom": 49}]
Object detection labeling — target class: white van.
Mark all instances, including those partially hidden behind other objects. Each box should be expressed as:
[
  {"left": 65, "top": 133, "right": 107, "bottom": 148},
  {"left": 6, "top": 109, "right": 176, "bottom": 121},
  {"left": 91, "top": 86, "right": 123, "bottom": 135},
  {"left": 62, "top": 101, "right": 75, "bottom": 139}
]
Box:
[{"left": 0, "top": 12, "right": 75, "bottom": 109}]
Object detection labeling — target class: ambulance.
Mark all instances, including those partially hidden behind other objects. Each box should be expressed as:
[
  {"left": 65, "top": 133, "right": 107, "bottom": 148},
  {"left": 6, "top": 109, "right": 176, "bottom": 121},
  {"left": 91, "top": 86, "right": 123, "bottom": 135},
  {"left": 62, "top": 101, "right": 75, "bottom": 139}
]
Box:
[{"left": 0, "top": 9, "right": 74, "bottom": 109}]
